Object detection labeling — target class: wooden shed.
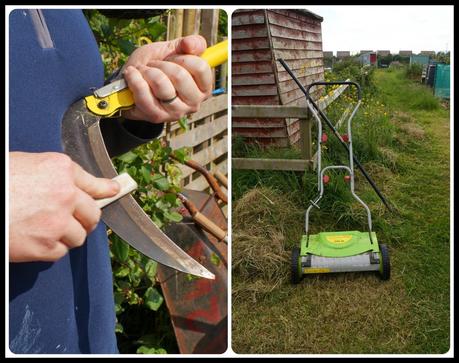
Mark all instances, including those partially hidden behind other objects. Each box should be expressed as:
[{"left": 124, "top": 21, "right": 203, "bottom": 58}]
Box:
[{"left": 232, "top": 9, "right": 324, "bottom": 147}]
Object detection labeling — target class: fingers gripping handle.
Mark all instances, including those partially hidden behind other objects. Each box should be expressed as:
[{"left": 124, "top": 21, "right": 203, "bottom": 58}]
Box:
[
  {"left": 96, "top": 173, "right": 138, "bottom": 209},
  {"left": 85, "top": 40, "right": 229, "bottom": 117}
]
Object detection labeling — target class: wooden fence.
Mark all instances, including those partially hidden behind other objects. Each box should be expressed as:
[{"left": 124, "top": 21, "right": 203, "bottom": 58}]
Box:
[
  {"left": 160, "top": 9, "right": 228, "bottom": 192},
  {"left": 232, "top": 81, "right": 350, "bottom": 171}
]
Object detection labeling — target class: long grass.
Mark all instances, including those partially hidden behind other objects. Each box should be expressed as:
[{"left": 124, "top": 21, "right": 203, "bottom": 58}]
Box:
[{"left": 231, "top": 68, "right": 450, "bottom": 354}]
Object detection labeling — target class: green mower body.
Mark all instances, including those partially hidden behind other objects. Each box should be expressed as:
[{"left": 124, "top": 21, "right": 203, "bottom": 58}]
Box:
[{"left": 291, "top": 231, "right": 390, "bottom": 283}]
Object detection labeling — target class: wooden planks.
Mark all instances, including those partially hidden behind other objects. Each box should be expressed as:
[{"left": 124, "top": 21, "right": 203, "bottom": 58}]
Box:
[
  {"left": 232, "top": 8, "right": 325, "bottom": 149},
  {"left": 169, "top": 115, "right": 227, "bottom": 149},
  {"left": 164, "top": 7, "right": 228, "bottom": 192},
  {"left": 232, "top": 104, "right": 308, "bottom": 118},
  {"left": 232, "top": 158, "right": 310, "bottom": 171}
]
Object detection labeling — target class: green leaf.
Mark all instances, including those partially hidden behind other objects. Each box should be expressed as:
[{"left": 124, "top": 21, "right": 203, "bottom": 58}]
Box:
[
  {"left": 129, "top": 265, "right": 143, "bottom": 287},
  {"left": 108, "top": 17, "right": 119, "bottom": 29},
  {"left": 114, "top": 291, "right": 125, "bottom": 305},
  {"left": 101, "top": 23, "right": 112, "bottom": 39},
  {"left": 172, "top": 148, "right": 189, "bottom": 163},
  {"left": 178, "top": 116, "right": 189, "bottom": 131},
  {"left": 210, "top": 252, "right": 221, "bottom": 266},
  {"left": 115, "top": 303, "right": 124, "bottom": 314},
  {"left": 155, "top": 199, "right": 169, "bottom": 211},
  {"left": 117, "top": 19, "right": 132, "bottom": 29},
  {"left": 143, "top": 287, "right": 164, "bottom": 311},
  {"left": 117, "top": 151, "right": 138, "bottom": 163},
  {"left": 115, "top": 266, "right": 130, "bottom": 278},
  {"left": 112, "top": 236, "right": 130, "bottom": 262},
  {"left": 127, "top": 166, "right": 138, "bottom": 177},
  {"left": 147, "top": 22, "right": 167, "bottom": 40},
  {"left": 117, "top": 38, "right": 136, "bottom": 55},
  {"left": 163, "top": 210, "right": 183, "bottom": 223},
  {"left": 141, "top": 165, "right": 152, "bottom": 183},
  {"left": 128, "top": 291, "right": 141, "bottom": 305},
  {"left": 115, "top": 322, "right": 124, "bottom": 333},
  {"left": 152, "top": 175, "right": 170, "bottom": 191},
  {"left": 163, "top": 193, "right": 178, "bottom": 205},
  {"left": 151, "top": 214, "right": 164, "bottom": 229},
  {"left": 147, "top": 16, "right": 161, "bottom": 24},
  {"left": 145, "top": 259, "right": 158, "bottom": 281},
  {"left": 116, "top": 280, "right": 130, "bottom": 290},
  {"left": 137, "top": 346, "right": 167, "bottom": 354},
  {"left": 186, "top": 273, "right": 201, "bottom": 282}
]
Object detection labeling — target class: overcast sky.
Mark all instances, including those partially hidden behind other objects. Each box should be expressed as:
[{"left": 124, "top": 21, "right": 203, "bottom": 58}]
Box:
[{"left": 306, "top": 5, "right": 454, "bottom": 54}]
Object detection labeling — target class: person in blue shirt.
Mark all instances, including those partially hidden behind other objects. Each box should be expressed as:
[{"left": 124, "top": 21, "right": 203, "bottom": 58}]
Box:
[{"left": 8, "top": 9, "right": 212, "bottom": 354}]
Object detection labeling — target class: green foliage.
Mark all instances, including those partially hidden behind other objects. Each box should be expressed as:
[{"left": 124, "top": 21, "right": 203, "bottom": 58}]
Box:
[
  {"left": 433, "top": 51, "right": 450, "bottom": 65},
  {"left": 84, "top": 9, "right": 168, "bottom": 77},
  {"left": 327, "top": 59, "right": 376, "bottom": 94},
  {"left": 110, "top": 139, "right": 190, "bottom": 353},
  {"left": 218, "top": 10, "right": 228, "bottom": 39},
  {"left": 377, "top": 54, "right": 393, "bottom": 68},
  {"left": 405, "top": 63, "right": 423, "bottom": 80}
]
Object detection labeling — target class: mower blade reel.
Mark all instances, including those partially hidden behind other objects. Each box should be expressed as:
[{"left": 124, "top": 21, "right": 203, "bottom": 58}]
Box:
[
  {"left": 303, "top": 253, "right": 380, "bottom": 274},
  {"left": 158, "top": 189, "right": 228, "bottom": 354},
  {"left": 61, "top": 100, "right": 214, "bottom": 279}
]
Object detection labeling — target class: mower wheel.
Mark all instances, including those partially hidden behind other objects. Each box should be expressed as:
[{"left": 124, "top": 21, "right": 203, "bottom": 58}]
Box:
[
  {"left": 291, "top": 247, "right": 301, "bottom": 284},
  {"left": 379, "top": 244, "right": 390, "bottom": 280}
]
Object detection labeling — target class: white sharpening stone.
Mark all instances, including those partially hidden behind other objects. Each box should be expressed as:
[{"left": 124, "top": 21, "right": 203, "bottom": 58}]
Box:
[{"left": 96, "top": 173, "right": 138, "bottom": 209}]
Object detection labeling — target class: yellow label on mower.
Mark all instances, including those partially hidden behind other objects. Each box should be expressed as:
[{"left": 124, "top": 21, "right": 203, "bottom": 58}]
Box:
[
  {"left": 303, "top": 268, "right": 331, "bottom": 274},
  {"left": 326, "top": 235, "right": 353, "bottom": 244}
]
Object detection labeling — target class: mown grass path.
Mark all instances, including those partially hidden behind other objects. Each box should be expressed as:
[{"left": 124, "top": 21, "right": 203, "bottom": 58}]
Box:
[{"left": 232, "top": 69, "right": 450, "bottom": 354}]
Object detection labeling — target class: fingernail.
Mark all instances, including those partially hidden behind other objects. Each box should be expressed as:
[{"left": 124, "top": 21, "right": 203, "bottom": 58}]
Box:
[{"left": 110, "top": 180, "right": 120, "bottom": 193}]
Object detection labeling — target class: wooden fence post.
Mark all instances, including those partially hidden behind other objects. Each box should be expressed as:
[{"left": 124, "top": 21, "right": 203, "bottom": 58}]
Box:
[
  {"left": 167, "top": 9, "right": 184, "bottom": 40},
  {"left": 183, "top": 9, "right": 201, "bottom": 35},
  {"left": 200, "top": 9, "right": 219, "bottom": 46},
  {"left": 299, "top": 109, "right": 312, "bottom": 168},
  {"left": 200, "top": 9, "right": 219, "bottom": 91}
]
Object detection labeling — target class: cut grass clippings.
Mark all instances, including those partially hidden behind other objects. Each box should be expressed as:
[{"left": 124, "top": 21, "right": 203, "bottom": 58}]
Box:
[{"left": 232, "top": 68, "right": 450, "bottom": 354}]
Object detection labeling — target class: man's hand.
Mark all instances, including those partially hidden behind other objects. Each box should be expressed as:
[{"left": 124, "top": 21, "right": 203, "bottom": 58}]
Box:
[
  {"left": 9, "top": 152, "right": 120, "bottom": 262},
  {"left": 122, "top": 35, "right": 213, "bottom": 124}
]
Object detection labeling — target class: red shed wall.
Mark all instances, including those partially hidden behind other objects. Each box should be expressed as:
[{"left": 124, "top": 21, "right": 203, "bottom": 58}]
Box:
[
  {"left": 232, "top": 9, "right": 288, "bottom": 146},
  {"left": 232, "top": 9, "right": 325, "bottom": 147},
  {"left": 267, "top": 9, "right": 325, "bottom": 145}
]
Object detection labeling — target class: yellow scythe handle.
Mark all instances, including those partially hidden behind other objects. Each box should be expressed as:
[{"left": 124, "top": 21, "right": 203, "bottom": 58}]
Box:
[{"left": 85, "top": 39, "right": 228, "bottom": 117}]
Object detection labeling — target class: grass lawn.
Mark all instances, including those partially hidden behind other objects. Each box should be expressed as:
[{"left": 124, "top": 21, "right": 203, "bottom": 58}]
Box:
[{"left": 231, "top": 68, "right": 451, "bottom": 354}]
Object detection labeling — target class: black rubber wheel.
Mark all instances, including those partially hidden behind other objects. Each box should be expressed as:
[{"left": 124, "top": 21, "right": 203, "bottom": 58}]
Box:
[
  {"left": 379, "top": 244, "right": 390, "bottom": 280},
  {"left": 291, "top": 247, "right": 301, "bottom": 284}
]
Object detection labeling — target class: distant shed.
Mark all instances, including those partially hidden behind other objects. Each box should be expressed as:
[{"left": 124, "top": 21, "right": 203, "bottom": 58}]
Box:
[
  {"left": 410, "top": 54, "right": 430, "bottom": 66},
  {"left": 336, "top": 51, "right": 351, "bottom": 59},
  {"left": 232, "top": 8, "right": 325, "bottom": 146},
  {"left": 399, "top": 50, "right": 412, "bottom": 57},
  {"left": 420, "top": 50, "right": 436, "bottom": 57},
  {"left": 359, "top": 52, "right": 377, "bottom": 66}
]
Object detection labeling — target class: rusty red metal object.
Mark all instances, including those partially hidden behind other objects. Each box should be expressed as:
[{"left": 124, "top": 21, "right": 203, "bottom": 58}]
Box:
[
  {"left": 172, "top": 156, "right": 227, "bottom": 205},
  {"left": 157, "top": 189, "right": 227, "bottom": 354}
]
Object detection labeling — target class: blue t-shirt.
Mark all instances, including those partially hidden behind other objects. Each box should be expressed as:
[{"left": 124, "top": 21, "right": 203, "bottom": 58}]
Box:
[{"left": 9, "top": 9, "right": 118, "bottom": 354}]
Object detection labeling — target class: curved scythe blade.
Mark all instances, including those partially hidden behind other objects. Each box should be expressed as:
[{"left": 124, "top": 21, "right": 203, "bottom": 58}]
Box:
[{"left": 61, "top": 99, "right": 214, "bottom": 279}]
